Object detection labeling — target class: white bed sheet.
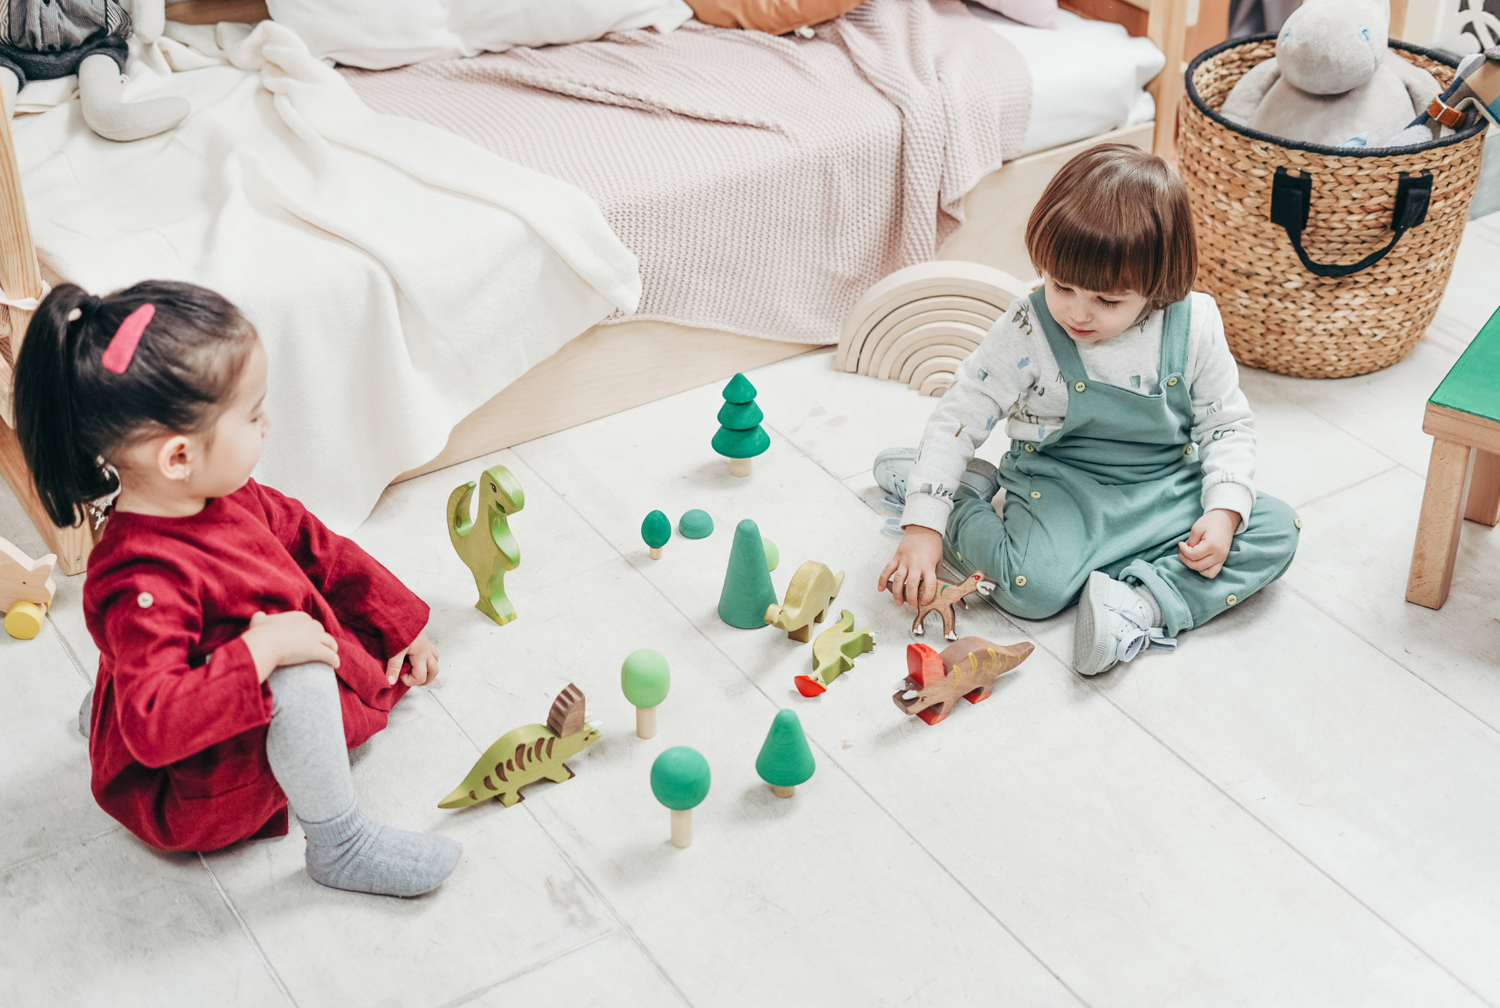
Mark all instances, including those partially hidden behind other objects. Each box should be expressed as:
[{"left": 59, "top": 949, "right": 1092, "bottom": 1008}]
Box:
[
  {"left": 972, "top": 6, "right": 1165, "bottom": 155},
  {"left": 10, "top": 23, "right": 641, "bottom": 533}
]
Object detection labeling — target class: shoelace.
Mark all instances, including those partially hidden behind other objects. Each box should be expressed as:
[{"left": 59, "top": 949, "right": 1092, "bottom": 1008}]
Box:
[{"left": 1105, "top": 603, "right": 1177, "bottom": 663}]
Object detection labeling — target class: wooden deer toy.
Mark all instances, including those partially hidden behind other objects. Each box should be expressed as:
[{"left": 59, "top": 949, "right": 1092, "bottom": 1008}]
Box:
[
  {"left": 765, "top": 561, "right": 845, "bottom": 643},
  {"left": 448, "top": 464, "right": 525, "bottom": 626},
  {"left": 912, "top": 572, "right": 997, "bottom": 640},
  {"left": 894, "top": 636, "right": 1034, "bottom": 725},
  {"left": 1, "top": 537, "right": 56, "bottom": 640},
  {"left": 439, "top": 684, "right": 601, "bottom": 808}
]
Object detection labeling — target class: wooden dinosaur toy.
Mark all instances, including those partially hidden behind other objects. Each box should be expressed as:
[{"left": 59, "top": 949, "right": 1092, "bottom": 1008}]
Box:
[
  {"left": 1, "top": 537, "right": 56, "bottom": 640},
  {"left": 765, "top": 561, "right": 845, "bottom": 643},
  {"left": 912, "top": 572, "right": 997, "bottom": 640},
  {"left": 439, "top": 683, "right": 601, "bottom": 808},
  {"left": 894, "top": 636, "right": 1034, "bottom": 725},
  {"left": 795, "top": 609, "right": 875, "bottom": 696},
  {"left": 448, "top": 464, "right": 525, "bottom": 626}
]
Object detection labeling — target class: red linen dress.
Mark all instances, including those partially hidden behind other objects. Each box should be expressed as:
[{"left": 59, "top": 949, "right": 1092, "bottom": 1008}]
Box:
[{"left": 82, "top": 480, "right": 428, "bottom": 852}]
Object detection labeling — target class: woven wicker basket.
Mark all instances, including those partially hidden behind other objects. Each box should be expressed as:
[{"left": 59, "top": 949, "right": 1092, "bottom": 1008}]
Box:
[{"left": 1180, "top": 37, "right": 1488, "bottom": 378}]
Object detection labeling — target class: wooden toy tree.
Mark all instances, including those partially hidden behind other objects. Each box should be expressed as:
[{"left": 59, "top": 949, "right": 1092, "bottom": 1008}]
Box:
[
  {"left": 651, "top": 746, "right": 711, "bottom": 848},
  {"left": 718, "top": 519, "right": 778, "bottom": 628},
  {"left": 678, "top": 509, "right": 714, "bottom": 539},
  {"left": 755, "top": 709, "right": 815, "bottom": 798},
  {"left": 641, "top": 510, "right": 672, "bottom": 560},
  {"left": 712, "top": 373, "right": 769, "bottom": 477},
  {"left": 621, "top": 648, "right": 670, "bottom": 739}
]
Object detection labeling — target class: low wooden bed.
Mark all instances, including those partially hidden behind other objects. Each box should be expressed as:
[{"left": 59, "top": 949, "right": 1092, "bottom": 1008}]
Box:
[{"left": 0, "top": 0, "right": 1201, "bottom": 574}]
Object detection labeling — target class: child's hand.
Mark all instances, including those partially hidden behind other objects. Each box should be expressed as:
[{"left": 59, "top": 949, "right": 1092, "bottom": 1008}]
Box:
[
  {"left": 878, "top": 526, "right": 944, "bottom": 609},
  {"left": 1178, "top": 509, "right": 1241, "bottom": 579},
  {"left": 385, "top": 627, "right": 440, "bottom": 687},
  {"left": 242, "top": 610, "right": 340, "bottom": 683}
]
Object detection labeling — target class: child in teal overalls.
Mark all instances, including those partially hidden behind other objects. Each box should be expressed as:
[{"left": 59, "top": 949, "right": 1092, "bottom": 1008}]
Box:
[{"left": 874, "top": 144, "right": 1299, "bottom": 675}]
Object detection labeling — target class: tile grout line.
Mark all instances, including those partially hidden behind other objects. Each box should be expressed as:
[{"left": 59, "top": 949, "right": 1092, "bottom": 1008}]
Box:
[
  {"left": 1291, "top": 462, "right": 1403, "bottom": 512},
  {"left": 0, "top": 825, "right": 120, "bottom": 876},
  {"left": 434, "top": 931, "right": 635, "bottom": 1008},
  {"left": 1013, "top": 620, "right": 1496, "bottom": 1008},
  {"left": 1279, "top": 580, "right": 1500, "bottom": 737},
  {"left": 47, "top": 613, "right": 94, "bottom": 686},
  {"left": 197, "top": 853, "right": 301, "bottom": 1008},
  {"left": 511, "top": 441, "right": 1095, "bottom": 1008}
]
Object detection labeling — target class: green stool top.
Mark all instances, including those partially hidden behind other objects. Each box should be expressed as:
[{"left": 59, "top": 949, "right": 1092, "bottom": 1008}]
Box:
[{"left": 1431, "top": 304, "right": 1500, "bottom": 424}]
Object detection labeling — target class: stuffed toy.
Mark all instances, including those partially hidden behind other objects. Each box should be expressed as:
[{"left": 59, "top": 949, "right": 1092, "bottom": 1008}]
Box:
[
  {"left": 1220, "top": 0, "right": 1440, "bottom": 149},
  {"left": 1387, "top": 45, "right": 1500, "bottom": 145},
  {"left": 0, "top": 0, "right": 187, "bottom": 141}
]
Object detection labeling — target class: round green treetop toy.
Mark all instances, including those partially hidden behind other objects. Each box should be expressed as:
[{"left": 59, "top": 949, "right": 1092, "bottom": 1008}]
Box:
[
  {"left": 621, "top": 648, "right": 670, "bottom": 739},
  {"left": 755, "top": 709, "right": 815, "bottom": 798},
  {"left": 712, "top": 372, "right": 769, "bottom": 477},
  {"left": 651, "top": 746, "right": 711, "bottom": 848},
  {"left": 678, "top": 509, "right": 714, "bottom": 539},
  {"left": 641, "top": 510, "right": 671, "bottom": 560}
]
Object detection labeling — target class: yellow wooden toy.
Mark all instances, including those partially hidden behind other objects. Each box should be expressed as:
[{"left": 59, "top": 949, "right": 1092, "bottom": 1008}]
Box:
[
  {"left": 764, "top": 561, "right": 845, "bottom": 643},
  {"left": 1, "top": 537, "right": 56, "bottom": 640}
]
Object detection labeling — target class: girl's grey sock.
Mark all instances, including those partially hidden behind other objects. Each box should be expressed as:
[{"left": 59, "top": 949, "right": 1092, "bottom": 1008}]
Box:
[
  {"left": 299, "top": 803, "right": 461, "bottom": 898},
  {"left": 265, "top": 662, "right": 460, "bottom": 898}
]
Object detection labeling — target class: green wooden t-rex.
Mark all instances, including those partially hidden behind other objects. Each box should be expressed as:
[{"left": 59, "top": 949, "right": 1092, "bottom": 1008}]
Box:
[{"left": 447, "top": 464, "right": 525, "bottom": 626}]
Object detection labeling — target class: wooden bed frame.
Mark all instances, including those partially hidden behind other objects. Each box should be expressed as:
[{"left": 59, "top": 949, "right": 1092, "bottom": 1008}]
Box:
[{"left": 0, "top": 0, "right": 1200, "bottom": 574}]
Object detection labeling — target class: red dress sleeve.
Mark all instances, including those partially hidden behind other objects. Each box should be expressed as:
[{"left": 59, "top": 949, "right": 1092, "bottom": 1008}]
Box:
[
  {"left": 237, "top": 481, "right": 429, "bottom": 661},
  {"left": 97, "top": 560, "right": 272, "bottom": 769}
]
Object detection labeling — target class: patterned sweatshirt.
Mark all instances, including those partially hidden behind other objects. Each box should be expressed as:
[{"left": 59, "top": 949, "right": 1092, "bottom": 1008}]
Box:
[{"left": 901, "top": 292, "right": 1258, "bottom": 536}]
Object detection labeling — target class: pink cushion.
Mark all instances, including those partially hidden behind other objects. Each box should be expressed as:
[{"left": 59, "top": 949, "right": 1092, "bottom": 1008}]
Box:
[{"left": 972, "top": 0, "right": 1058, "bottom": 29}]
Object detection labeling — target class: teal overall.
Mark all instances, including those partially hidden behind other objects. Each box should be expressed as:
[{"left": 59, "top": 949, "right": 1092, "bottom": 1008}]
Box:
[{"left": 943, "top": 290, "right": 1300, "bottom": 635}]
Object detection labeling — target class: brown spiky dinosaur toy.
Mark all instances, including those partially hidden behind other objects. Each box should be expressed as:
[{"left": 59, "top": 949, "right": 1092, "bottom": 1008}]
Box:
[{"left": 894, "top": 636, "right": 1033, "bottom": 725}]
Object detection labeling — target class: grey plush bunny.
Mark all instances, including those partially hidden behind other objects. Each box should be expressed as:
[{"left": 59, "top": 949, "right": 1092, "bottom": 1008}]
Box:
[{"left": 0, "top": 0, "right": 187, "bottom": 141}]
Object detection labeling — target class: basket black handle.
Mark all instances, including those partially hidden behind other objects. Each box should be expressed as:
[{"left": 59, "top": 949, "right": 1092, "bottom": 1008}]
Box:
[{"left": 1269, "top": 166, "right": 1432, "bottom": 278}]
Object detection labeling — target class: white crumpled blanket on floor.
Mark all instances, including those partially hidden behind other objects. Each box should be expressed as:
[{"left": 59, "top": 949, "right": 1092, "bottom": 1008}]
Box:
[{"left": 10, "top": 21, "right": 641, "bottom": 531}]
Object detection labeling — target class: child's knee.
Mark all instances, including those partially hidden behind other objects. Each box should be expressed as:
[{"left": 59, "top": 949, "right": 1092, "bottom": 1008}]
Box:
[
  {"left": 1247, "top": 496, "right": 1301, "bottom": 558},
  {"left": 1000, "top": 571, "right": 1078, "bottom": 620}
]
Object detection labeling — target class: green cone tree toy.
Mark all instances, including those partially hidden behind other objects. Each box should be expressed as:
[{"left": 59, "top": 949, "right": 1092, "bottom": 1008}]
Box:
[
  {"left": 755, "top": 709, "right": 815, "bottom": 798},
  {"left": 651, "top": 746, "right": 711, "bottom": 848},
  {"left": 712, "top": 373, "right": 769, "bottom": 477},
  {"left": 718, "top": 519, "right": 778, "bottom": 629},
  {"left": 621, "top": 648, "right": 670, "bottom": 739},
  {"left": 641, "top": 510, "right": 671, "bottom": 560}
]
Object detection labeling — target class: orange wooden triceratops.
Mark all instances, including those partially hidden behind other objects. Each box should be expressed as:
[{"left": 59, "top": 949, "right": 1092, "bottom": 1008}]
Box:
[{"left": 894, "top": 636, "right": 1034, "bottom": 725}]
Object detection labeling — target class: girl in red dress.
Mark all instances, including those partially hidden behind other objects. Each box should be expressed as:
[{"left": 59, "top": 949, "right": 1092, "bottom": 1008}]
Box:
[{"left": 14, "top": 280, "right": 460, "bottom": 897}]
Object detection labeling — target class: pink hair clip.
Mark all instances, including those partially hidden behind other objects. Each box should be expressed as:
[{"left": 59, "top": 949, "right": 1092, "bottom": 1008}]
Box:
[{"left": 101, "top": 303, "right": 155, "bottom": 374}]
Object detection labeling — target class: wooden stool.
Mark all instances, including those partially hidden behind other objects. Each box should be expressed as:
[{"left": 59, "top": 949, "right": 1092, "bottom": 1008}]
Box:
[{"left": 1406, "top": 307, "right": 1500, "bottom": 609}]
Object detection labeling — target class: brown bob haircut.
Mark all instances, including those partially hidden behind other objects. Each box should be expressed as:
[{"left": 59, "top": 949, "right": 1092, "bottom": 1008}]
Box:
[{"left": 1024, "top": 144, "right": 1197, "bottom": 314}]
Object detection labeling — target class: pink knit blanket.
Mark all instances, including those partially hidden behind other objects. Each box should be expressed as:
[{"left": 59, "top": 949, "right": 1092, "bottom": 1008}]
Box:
[{"left": 342, "top": 0, "right": 1029, "bottom": 344}]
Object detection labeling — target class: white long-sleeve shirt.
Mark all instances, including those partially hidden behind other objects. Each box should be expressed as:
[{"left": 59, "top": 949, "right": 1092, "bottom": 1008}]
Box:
[{"left": 901, "top": 292, "right": 1257, "bottom": 535}]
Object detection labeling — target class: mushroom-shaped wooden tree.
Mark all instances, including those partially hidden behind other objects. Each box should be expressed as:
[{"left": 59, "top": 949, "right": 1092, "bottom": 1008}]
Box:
[
  {"left": 712, "top": 373, "right": 769, "bottom": 477},
  {"left": 641, "top": 510, "right": 672, "bottom": 560},
  {"left": 755, "top": 709, "right": 815, "bottom": 798},
  {"left": 651, "top": 746, "right": 711, "bottom": 849},
  {"left": 621, "top": 648, "right": 670, "bottom": 739}
]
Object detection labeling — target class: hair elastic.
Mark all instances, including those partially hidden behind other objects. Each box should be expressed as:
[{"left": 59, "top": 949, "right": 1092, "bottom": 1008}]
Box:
[{"left": 101, "top": 303, "right": 155, "bottom": 374}]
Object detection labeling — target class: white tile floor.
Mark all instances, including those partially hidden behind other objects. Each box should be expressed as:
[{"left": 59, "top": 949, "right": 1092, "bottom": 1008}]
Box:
[{"left": 4, "top": 216, "right": 1500, "bottom": 1008}]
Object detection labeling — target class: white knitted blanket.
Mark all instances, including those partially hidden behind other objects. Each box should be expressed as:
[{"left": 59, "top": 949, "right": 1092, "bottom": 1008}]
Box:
[{"left": 343, "top": 0, "right": 1030, "bottom": 345}]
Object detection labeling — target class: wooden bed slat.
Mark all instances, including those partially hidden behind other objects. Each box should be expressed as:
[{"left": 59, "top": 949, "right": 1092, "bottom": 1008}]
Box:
[{"left": 165, "top": 0, "right": 269, "bottom": 25}]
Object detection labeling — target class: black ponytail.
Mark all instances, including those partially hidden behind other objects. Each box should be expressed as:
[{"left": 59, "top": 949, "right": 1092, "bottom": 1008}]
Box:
[{"left": 13, "top": 280, "right": 256, "bottom": 528}]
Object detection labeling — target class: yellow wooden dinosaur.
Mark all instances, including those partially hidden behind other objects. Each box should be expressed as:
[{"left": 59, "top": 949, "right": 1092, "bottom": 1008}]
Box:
[
  {"left": 448, "top": 464, "right": 524, "bottom": 626},
  {"left": 765, "top": 561, "right": 845, "bottom": 643}
]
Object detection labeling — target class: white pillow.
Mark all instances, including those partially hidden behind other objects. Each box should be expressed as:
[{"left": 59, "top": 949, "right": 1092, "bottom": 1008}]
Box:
[{"left": 264, "top": 0, "right": 695, "bottom": 69}]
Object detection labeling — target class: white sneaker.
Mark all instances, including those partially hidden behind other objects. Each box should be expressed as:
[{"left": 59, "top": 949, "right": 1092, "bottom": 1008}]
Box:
[
  {"left": 872, "top": 447, "right": 999, "bottom": 513},
  {"left": 1073, "top": 571, "right": 1176, "bottom": 676}
]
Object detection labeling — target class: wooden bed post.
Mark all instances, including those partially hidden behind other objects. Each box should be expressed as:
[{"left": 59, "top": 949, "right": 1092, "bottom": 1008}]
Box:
[
  {"left": 0, "top": 106, "right": 94, "bottom": 575},
  {"left": 1147, "top": 0, "right": 1191, "bottom": 162}
]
